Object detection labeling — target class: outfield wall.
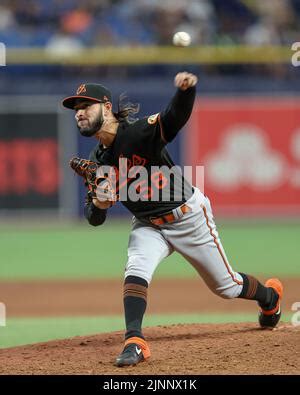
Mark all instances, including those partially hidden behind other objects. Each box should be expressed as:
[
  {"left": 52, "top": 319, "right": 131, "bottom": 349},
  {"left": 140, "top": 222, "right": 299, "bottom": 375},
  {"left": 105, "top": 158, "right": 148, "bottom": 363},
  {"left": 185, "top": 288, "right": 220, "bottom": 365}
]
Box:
[{"left": 186, "top": 96, "right": 300, "bottom": 216}]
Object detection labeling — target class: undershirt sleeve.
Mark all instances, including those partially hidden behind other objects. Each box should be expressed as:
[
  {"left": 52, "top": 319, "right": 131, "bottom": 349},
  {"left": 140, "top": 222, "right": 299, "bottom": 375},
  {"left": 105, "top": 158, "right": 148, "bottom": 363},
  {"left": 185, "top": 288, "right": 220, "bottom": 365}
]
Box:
[{"left": 159, "top": 86, "right": 196, "bottom": 143}]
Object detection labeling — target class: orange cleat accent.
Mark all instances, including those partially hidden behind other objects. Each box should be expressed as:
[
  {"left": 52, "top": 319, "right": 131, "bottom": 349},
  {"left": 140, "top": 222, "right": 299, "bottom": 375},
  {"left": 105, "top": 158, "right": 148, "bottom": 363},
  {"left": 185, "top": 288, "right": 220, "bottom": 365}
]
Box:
[
  {"left": 261, "top": 278, "right": 283, "bottom": 316},
  {"left": 124, "top": 336, "right": 151, "bottom": 359},
  {"left": 259, "top": 278, "right": 283, "bottom": 329}
]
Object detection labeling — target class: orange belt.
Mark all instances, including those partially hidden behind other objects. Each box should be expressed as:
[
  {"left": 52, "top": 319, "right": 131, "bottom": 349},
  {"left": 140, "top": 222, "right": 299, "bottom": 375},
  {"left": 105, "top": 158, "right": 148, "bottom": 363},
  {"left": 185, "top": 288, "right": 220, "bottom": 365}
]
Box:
[{"left": 149, "top": 204, "right": 191, "bottom": 226}]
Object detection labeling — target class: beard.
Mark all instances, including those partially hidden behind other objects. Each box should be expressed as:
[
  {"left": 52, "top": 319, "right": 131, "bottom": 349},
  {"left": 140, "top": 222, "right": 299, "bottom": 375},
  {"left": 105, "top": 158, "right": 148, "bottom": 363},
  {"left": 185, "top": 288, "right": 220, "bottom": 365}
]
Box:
[{"left": 77, "top": 111, "right": 104, "bottom": 137}]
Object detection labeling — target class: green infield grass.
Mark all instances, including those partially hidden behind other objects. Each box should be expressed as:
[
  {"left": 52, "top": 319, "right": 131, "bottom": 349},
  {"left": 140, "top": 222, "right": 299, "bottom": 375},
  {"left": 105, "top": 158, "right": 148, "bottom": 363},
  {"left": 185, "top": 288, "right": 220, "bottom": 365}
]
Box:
[{"left": 0, "top": 220, "right": 299, "bottom": 280}]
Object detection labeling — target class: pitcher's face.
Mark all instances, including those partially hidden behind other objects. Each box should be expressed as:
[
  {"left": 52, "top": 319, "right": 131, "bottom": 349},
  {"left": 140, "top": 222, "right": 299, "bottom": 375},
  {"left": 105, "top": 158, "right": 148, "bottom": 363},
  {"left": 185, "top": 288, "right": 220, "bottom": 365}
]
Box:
[{"left": 74, "top": 101, "right": 103, "bottom": 137}]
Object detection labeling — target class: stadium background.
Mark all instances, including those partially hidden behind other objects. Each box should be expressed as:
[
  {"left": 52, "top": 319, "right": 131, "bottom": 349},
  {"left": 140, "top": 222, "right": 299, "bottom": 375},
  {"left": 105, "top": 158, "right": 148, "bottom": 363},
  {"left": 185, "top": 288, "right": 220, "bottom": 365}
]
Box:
[{"left": 0, "top": 0, "right": 299, "bottom": 373}]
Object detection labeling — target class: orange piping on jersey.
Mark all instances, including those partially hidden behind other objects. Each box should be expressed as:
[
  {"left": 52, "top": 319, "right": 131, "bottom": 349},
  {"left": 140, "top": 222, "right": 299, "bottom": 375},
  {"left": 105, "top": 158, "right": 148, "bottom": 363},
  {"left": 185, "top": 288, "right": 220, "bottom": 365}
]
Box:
[
  {"left": 201, "top": 204, "right": 243, "bottom": 286},
  {"left": 158, "top": 113, "right": 167, "bottom": 144}
]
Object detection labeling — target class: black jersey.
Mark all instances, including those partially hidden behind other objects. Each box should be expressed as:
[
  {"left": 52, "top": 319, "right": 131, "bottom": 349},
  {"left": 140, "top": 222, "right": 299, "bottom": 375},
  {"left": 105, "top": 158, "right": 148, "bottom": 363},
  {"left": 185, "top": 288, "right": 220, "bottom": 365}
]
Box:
[{"left": 84, "top": 86, "right": 196, "bottom": 224}]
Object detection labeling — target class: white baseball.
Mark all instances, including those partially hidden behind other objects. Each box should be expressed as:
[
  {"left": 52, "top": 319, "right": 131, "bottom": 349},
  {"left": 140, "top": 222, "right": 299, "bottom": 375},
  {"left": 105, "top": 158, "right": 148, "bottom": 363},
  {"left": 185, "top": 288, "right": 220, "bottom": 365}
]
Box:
[{"left": 172, "top": 31, "right": 191, "bottom": 47}]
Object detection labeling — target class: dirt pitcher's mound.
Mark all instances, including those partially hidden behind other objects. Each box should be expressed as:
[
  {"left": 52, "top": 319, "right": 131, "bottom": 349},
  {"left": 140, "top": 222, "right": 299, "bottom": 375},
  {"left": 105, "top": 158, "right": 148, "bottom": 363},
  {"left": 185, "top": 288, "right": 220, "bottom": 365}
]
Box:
[{"left": 0, "top": 323, "right": 299, "bottom": 375}]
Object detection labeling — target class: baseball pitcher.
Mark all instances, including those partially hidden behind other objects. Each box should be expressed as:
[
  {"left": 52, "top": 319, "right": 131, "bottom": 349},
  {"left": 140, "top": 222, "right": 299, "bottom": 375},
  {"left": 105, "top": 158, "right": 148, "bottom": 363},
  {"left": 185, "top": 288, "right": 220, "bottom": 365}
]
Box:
[{"left": 62, "top": 73, "right": 283, "bottom": 367}]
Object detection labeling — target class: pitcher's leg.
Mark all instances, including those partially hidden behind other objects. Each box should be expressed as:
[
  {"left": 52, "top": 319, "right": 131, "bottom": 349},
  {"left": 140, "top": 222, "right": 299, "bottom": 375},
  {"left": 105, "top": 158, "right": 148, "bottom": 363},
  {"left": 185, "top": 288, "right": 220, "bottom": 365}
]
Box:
[
  {"left": 162, "top": 193, "right": 283, "bottom": 329},
  {"left": 116, "top": 219, "right": 173, "bottom": 366},
  {"left": 123, "top": 275, "right": 148, "bottom": 340},
  {"left": 125, "top": 219, "right": 173, "bottom": 284},
  {"left": 199, "top": 198, "right": 281, "bottom": 313},
  {"left": 165, "top": 197, "right": 244, "bottom": 299},
  {"left": 124, "top": 220, "right": 172, "bottom": 339}
]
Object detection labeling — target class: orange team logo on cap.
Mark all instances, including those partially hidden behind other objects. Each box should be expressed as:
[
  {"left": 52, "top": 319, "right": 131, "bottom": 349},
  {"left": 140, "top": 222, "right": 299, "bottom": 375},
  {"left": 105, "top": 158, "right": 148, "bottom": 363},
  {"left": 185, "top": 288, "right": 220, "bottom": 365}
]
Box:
[{"left": 76, "top": 84, "right": 87, "bottom": 95}]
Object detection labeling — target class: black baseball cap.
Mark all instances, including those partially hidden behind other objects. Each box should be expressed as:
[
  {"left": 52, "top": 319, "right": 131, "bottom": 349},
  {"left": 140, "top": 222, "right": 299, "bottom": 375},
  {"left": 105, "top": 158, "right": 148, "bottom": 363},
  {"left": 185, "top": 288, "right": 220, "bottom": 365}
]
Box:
[{"left": 62, "top": 83, "right": 112, "bottom": 109}]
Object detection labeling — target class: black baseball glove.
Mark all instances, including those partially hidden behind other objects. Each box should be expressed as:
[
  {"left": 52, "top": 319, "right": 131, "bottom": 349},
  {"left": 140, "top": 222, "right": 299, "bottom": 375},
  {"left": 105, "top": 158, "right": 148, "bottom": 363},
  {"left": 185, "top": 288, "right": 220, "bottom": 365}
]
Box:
[{"left": 69, "top": 157, "right": 118, "bottom": 207}]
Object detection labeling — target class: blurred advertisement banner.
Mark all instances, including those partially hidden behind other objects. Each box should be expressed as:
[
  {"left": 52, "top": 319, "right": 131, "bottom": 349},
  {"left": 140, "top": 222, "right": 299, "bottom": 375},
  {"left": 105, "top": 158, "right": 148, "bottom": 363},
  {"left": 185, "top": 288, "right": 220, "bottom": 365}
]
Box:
[
  {"left": 0, "top": 112, "right": 59, "bottom": 210},
  {"left": 186, "top": 97, "right": 300, "bottom": 216}
]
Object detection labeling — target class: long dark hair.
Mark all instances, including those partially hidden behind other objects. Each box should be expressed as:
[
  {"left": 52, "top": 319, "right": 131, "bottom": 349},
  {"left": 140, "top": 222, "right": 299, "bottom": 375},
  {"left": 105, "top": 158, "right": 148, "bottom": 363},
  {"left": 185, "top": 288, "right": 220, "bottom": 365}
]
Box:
[{"left": 113, "top": 93, "right": 140, "bottom": 124}]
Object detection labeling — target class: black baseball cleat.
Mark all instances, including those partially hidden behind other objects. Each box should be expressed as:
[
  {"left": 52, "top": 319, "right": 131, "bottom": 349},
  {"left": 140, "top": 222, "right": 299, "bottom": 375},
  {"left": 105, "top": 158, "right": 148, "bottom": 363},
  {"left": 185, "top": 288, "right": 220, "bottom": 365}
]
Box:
[
  {"left": 115, "top": 343, "right": 144, "bottom": 367},
  {"left": 115, "top": 337, "right": 151, "bottom": 367},
  {"left": 258, "top": 278, "right": 283, "bottom": 329}
]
